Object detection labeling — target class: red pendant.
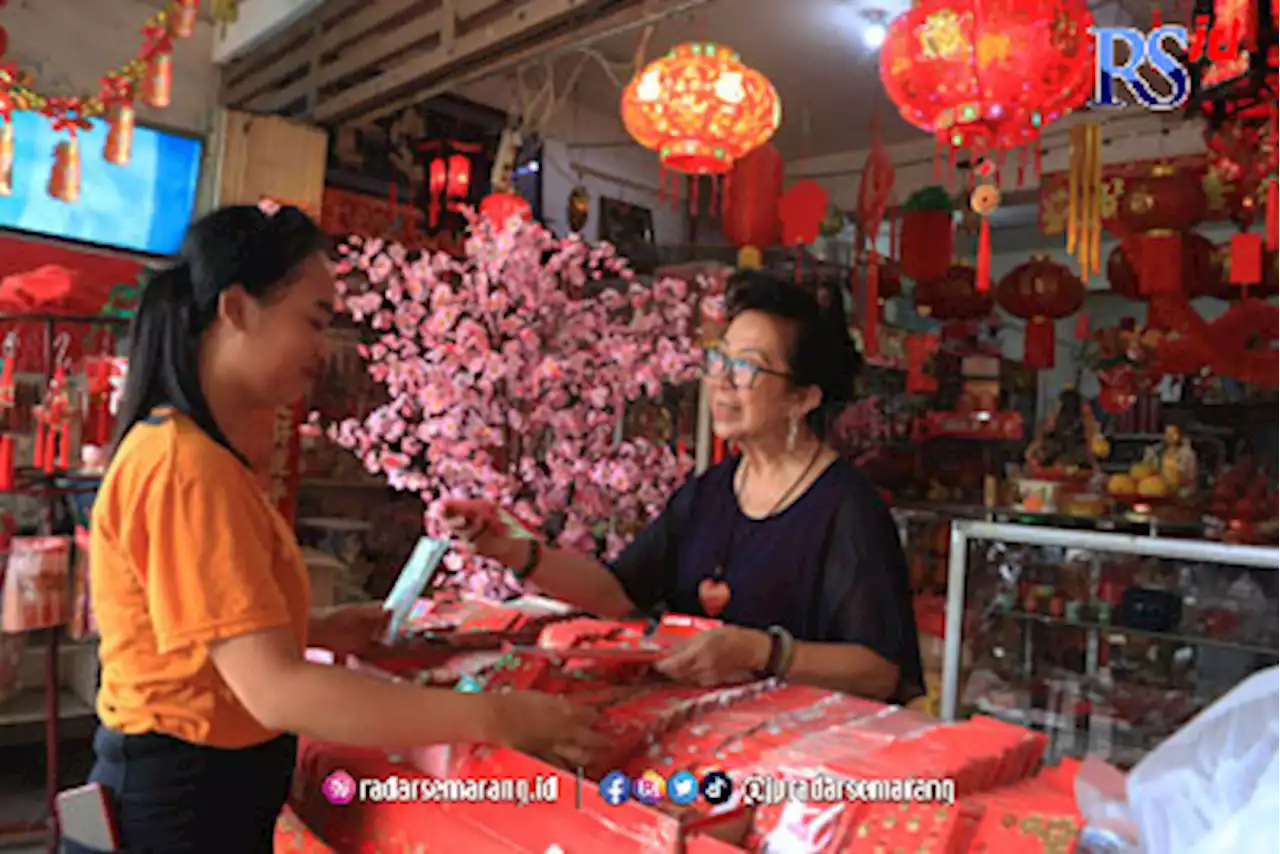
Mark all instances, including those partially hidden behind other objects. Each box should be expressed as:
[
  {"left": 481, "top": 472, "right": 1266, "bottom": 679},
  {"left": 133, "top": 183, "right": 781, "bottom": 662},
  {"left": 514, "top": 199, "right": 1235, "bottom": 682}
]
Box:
[{"left": 698, "top": 577, "right": 731, "bottom": 617}]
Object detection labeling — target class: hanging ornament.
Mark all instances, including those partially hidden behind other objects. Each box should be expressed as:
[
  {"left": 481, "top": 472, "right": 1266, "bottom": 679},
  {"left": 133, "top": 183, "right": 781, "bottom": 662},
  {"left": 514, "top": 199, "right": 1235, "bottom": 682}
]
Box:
[
  {"left": 778, "top": 181, "right": 829, "bottom": 247},
  {"left": 722, "top": 142, "right": 783, "bottom": 267},
  {"left": 48, "top": 138, "right": 81, "bottom": 203},
  {"left": 173, "top": 0, "right": 200, "bottom": 39},
  {"left": 427, "top": 157, "right": 447, "bottom": 227},
  {"left": 141, "top": 52, "right": 173, "bottom": 108},
  {"left": 621, "top": 42, "right": 780, "bottom": 212},
  {"left": 1065, "top": 123, "right": 1104, "bottom": 279},
  {"left": 854, "top": 119, "right": 896, "bottom": 358},
  {"left": 446, "top": 152, "right": 472, "bottom": 200},
  {"left": 0, "top": 119, "right": 13, "bottom": 197},
  {"left": 479, "top": 191, "right": 531, "bottom": 230},
  {"left": 567, "top": 184, "right": 591, "bottom": 233},
  {"left": 899, "top": 187, "right": 954, "bottom": 282},
  {"left": 104, "top": 102, "right": 136, "bottom": 166},
  {"left": 969, "top": 161, "right": 1001, "bottom": 292},
  {"left": 996, "top": 256, "right": 1085, "bottom": 369},
  {"left": 1118, "top": 163, "right": 1209, "bottom": 296}
]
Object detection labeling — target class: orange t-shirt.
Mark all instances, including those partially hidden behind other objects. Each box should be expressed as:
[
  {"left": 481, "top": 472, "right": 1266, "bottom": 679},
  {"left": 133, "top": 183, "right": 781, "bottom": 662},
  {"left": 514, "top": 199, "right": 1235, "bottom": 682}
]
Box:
[{"left": 91, "top": 410, "right": 311, "bottom": 749}]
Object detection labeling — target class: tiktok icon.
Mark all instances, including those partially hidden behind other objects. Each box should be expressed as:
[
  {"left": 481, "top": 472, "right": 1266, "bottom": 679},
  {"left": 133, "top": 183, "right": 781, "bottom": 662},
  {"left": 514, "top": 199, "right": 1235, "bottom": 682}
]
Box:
[{"left": 598, "top": 770, "right": 631, "bottom": 806}]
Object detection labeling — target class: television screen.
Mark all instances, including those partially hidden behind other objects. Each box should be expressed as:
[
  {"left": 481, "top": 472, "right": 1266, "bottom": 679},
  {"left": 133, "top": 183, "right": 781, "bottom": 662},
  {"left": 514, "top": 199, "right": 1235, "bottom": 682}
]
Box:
[{"left": 0, "top": 110, "right": 202, "bottom": 257}]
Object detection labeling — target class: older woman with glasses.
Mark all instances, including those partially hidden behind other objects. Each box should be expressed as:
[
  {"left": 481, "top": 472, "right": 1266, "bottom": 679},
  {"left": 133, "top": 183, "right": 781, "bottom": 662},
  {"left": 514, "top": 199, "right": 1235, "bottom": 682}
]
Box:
[{"left": 445, "top": 272, "right": 923, "bottom": 704}]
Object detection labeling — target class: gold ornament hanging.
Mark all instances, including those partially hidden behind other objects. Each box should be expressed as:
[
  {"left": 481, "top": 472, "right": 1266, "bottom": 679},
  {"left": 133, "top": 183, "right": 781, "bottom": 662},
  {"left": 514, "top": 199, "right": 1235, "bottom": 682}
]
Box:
[
  {"left": 0, "top": 121, "right": 14, "bottom": 197},
  {"left": 567, "top": 185, "right": 590, "bottom": 233},
  {"left": 1065, "top": 123, "right": 1103, "bottom": 279},
  {"left": 48, "top": 139, "right": 81, "bottom": 203},
  {"left": 104, "top": 103, "right": 136, "bottom": 166}
]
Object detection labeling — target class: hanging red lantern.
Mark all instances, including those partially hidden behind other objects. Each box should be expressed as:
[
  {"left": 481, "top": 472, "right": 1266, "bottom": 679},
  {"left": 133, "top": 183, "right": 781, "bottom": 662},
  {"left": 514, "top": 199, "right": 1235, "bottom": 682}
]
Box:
[
  {"left": 428, "top": 158, "right": 447, "bottom": 197},
  {"left": 899, "top": 187, "right": 954, "bottom": 283},
  {"left": 446, "top": 153, "right": 471, "bottom": 199},
  {"left": 722, "top": 142, "right": 783, "bottom": 266},
  {"left": 1106, "top": 233, "right": 1218, "bottom": 300},
  {"left": 778, "top": 180, "right": 829, "bottom": 247},
  {"left": 1118, "top": 163, "right": 1211, "bottom": 297},
  {"left": 879, "top": 0, "right": 1093, "bottom": 177},
  {"left": 622, "top": 42, "right": 780, "bottom": 209},
  {"left": 915, "top": 265, "right": 993, "bottom": 321},
  {"left": 479, "top": 192, "right": 531, "bottom": 229},
  {"left": 996, "top": 257, "right": 1086, "bottom": 369}
]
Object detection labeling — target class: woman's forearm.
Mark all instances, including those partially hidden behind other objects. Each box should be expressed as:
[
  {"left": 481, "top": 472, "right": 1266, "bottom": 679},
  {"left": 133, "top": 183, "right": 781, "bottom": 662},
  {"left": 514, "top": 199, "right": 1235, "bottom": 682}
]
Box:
[
  {"left": 498, "top": 541, "right": 636, "bottom": 618},
  {"left": 785, "top": 641, "right": 899, "bottom": 700},
  {"left": 271, "top": 661, "right": 502, "bottom": 747}
]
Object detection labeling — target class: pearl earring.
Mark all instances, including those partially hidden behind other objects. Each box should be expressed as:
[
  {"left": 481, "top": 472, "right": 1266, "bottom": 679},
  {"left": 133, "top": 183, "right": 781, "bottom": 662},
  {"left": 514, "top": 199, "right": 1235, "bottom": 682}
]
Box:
[{"left": 786, "top": 418, "right": 798, "bottom": 452}]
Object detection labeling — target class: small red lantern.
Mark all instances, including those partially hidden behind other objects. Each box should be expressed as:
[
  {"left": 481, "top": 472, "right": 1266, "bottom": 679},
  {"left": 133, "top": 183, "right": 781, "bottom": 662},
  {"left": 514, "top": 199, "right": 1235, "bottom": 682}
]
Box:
[
  {"left": 1106, "top": 233, "right": 1218, "bottom": 300},
  {"left": 446, "top": 153, "right": 471, "bottom": 199},
  {"left": 722, "top": 142, "right": 783, "bottom": 263},
  {"left": 429, "top": 158, "right": 447, "bottom": 197},
  {"left": 899, "top": 187, "right": 954, "bottom": 283},
  {"left": 480, "top": 192, "right": 531, "bottom": 229},
  {"left": 778, "top": 180, "right": 829, "bottom": 247},
  {"left": 996, "top": 257, "right": 1086, "bottom": 369},
  {"left": 915, "top": 265, "right": 993, "bottom": 321}
]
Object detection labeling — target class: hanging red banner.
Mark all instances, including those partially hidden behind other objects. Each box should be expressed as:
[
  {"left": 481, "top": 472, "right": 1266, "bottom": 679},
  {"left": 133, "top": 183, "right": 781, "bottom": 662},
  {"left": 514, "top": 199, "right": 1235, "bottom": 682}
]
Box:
[
  {"left": 320, "top": 187, "right": 460, "bottom": 255},
  {"left": 1038, "top": 154, "right": 1236, "bottom": 236}
]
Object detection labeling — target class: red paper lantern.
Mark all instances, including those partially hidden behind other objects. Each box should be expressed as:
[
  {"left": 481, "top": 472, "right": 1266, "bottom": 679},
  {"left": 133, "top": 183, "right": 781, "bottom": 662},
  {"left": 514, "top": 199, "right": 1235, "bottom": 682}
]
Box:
[
  {"left": 479, "top": 192, "right": 531, "bottom": 229},
  {"left": 915, "top": 265, "right": 993, "bottom": 321},
  {"left": 1106, "top": 233, "right": 1218, "bottom": 300},
  {"left": 429, "top": 158, "right": 448, "bottom": 197},
  {"left": 879, "top": 0, "right": 1093, "bottom": 167},
  {"left": 621, "top": 43, "right": 780, "bottom": 177},
  {"left": 1118, "top": 164, "right": 1211, "bottom": 297},
  {"left": 722, "top": 143, "right": 783, "bottom": 250},
  {"left": 778, "top": 180, "right": 829, "bottom": 246},
  {"left": 900, "top": 211, "right": 954, "bottom": 283},
  {"left": 446, "top": 153, "right": 471, "bottom": 199},
  {"left": 996, "top": 257, "right": 1085, "bottom": 369}
]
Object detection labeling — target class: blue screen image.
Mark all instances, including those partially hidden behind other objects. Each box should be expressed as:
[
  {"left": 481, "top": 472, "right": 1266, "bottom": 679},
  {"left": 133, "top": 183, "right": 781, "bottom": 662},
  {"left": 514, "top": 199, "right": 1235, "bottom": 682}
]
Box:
[{"left": 0, "top": 109, "right": 202, "bottom": 256}]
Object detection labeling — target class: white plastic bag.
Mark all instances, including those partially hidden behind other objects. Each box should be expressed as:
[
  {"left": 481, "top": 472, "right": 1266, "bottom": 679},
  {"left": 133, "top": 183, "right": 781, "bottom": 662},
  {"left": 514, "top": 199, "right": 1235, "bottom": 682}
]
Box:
[{"left": 1126, "top": 666, "right": 1279, "bottom": 854}]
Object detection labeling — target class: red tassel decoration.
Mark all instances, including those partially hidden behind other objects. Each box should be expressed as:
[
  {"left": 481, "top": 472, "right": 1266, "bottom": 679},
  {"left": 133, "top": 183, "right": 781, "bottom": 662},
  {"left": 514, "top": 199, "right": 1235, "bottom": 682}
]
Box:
[
  {"left": 1267, "top": 179, "right": 1278, "bottom": 251},
  {"left": 1230, "top": 231, "right": 1263, "bottom": 284},
  {"left": 864, "top": 259, "right": 880, "bottom": 359},
  {"left": 1075, "top": 311, "right": 1090, "bottom": 340},
  {"left": 0, "top": 435, "right": 12, "bottom": 491},
  {"left": 1024, "top": 317, "right": 1056, "bottom": 369},
  {"left": 975, "top": 217, "right": 992, "bottom": 292}
]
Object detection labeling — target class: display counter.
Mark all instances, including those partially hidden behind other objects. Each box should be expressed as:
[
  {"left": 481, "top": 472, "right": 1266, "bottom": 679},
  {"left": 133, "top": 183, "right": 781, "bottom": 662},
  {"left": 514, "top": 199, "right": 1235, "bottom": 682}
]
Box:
[
  {"left": 940, "top": 521, "right": 1279, "bottom": 768},
  {"left": 274, "top": 599, "right": 1093, "bottom": 853}
]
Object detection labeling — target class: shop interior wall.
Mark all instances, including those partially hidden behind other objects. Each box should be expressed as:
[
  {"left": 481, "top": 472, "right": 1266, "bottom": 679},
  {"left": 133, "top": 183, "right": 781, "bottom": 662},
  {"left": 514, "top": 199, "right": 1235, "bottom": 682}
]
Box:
[{"left": 454, "top": 78, "right": 688, "bottom": 248}]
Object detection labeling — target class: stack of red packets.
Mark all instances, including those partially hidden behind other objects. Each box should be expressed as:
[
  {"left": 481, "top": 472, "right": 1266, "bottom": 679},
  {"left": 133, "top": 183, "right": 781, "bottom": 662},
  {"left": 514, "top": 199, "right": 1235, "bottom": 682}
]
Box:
[{"left": 308, "top": 601, "right": 1091, "bottom": 853}]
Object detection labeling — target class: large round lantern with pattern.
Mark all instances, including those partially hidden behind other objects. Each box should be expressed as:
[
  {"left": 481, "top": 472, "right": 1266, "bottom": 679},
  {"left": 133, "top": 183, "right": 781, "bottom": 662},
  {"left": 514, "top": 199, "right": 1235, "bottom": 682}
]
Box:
[
  {"left": 997, "top": 257, "right": 1085, "bottom": 369},
  {"left": 622, "top": 43, "right": 780, "bottom": 182},
  {"left": 879, "top": 0, "right": 1093, "bottom": 171}
]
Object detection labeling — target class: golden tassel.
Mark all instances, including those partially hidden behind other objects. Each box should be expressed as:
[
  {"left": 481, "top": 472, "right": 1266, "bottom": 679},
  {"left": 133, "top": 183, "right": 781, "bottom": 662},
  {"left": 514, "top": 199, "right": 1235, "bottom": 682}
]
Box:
[
  {"left": 1067, "top": 125, "right": 1082, "bottom": 256},
  {"left": 141, "top": 53, "right": 173, "bottom": 109},
  {"left": 104, "top": 102, "right": 136, "bottom": 166},
  {"left": 0, "top": 121, "right": 13, "bottom": 197},
  {"left": 1089, "top": 124, "right": 1103, "bottom": 276},
  {"left": 48, "top": 138, "right": 81, "bottom": 203},
  {"left": 1078, "top": 127, "right": 1093, "bottom": 277}
]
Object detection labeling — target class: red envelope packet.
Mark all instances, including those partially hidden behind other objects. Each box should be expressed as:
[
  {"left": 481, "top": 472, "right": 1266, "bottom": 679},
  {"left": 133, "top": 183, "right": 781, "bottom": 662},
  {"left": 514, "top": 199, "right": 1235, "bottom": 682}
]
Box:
[{"left": 838, "top": 801, "right": 984, "bottom": 853}]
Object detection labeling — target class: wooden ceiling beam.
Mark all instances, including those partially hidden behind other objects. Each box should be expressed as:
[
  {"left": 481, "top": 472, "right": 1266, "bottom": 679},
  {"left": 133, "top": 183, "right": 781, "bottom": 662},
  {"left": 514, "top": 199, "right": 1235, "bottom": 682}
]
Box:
[
  {"left": 311, "top": 0, "right": 629, "bottom": 124},
  {"left": 224, "top": 0, "right": 423, "bottom": 105},
  {"left": 222, "top": 0, "right": 362, "bottom": 86},
  {"left": 337, "top": 0, "right": 713, "bottom": 126}
]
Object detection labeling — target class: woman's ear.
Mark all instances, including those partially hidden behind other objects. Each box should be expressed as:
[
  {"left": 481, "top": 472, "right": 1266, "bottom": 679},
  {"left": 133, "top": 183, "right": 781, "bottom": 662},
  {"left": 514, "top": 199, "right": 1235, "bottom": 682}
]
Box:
[
  {"left": 216, "top": 285, "right": 255, "bottom": 332},
  {"left": 795, "top": 385, "right": 823, "bottom": 423}
]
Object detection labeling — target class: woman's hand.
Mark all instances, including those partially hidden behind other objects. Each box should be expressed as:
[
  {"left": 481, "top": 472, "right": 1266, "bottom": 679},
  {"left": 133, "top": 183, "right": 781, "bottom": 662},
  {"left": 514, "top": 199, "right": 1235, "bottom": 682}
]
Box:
[
  {"left": 487, "top": 691, "right": 609, "bottom": 769},
  {"left": 439, "top": 499, "right": 527, "bottom": 567},
  {"left": 310, "top": 604, "right": 390, "bottom": 658},
  {"left": 655, "top": 627, "right": 772, "bottom": 687}
]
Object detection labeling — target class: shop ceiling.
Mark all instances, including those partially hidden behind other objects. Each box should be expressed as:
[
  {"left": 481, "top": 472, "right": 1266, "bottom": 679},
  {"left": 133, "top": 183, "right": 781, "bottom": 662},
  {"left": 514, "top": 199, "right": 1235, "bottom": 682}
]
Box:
[{"left": 222, "top": 0, "right": 1154, "bottom": 158}]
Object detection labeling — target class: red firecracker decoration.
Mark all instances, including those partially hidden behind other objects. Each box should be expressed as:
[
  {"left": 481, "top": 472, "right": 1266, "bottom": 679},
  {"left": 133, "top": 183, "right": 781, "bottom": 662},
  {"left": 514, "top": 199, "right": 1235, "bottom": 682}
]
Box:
[
  {"left": 173, "top": 0, "right": 200, "bottom": 39},
  {"left": 0, "top": 119, "right": 12, "bottom": 198},
  {"left": 141, "top": 53, "right": 173, "bottom": 109},
  {"left": 47, "top": 139, "right": 81, "bottom": 203},
  {"left": 479, "top": 192, "right": 531, "bottom": 229},
  {"left": 997, "top": 257, "right": 1086, "bottom": 369},
  {"left": 880, "top": 0, "right": 1094, "bottom": 180},
  {"left": 104, "top": 103, "right": 135, "bottom": 166},
  {"left": 622, "top": 42, "right": 780, "bottom": 212},
  {"left": 722, "top": 143, "right": 783, "bottom": 266}
]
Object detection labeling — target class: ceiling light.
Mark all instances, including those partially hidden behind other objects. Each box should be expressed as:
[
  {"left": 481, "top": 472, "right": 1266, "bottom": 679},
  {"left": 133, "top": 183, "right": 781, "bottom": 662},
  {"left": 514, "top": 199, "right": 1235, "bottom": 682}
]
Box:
[{"left": 863, "top": 22, "right": 887, "bottom": 49}]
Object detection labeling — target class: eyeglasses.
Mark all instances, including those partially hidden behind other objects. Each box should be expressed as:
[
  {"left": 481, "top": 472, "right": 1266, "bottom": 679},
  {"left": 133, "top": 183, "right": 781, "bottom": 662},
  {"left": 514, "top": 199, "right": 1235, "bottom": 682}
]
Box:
[{"left": 701, "top": 347, "right": 789, "bottom": 390}]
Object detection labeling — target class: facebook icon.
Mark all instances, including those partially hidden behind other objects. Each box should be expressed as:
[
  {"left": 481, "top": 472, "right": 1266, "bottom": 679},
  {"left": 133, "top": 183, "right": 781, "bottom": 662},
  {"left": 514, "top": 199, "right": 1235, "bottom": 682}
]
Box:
[
  {"left": 1089, "top": 24, "right": 1192, "bottom": 111},
  {"left": 599, "top": 771, "right": 631, "bottom": 806}
]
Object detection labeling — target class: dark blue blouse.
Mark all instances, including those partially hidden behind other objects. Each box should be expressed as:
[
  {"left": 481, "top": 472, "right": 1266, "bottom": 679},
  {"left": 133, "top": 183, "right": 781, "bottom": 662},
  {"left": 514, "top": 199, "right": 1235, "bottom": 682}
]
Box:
[{"left": 610, "top": 457, "right": 924, "bottom": 704}]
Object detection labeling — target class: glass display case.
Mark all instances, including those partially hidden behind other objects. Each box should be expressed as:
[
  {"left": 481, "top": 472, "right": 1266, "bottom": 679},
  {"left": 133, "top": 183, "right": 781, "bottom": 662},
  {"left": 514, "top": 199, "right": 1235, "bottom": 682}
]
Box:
[{"left": 941, "top": 521, "right": 1279, "bottom": 768}]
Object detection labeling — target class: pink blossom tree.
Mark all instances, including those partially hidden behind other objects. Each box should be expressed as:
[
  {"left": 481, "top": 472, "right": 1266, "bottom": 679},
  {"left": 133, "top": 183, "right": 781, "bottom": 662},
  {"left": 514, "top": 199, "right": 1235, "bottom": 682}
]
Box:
[{"left": 323, "top": 214, "right": 703, "bottom": 597}]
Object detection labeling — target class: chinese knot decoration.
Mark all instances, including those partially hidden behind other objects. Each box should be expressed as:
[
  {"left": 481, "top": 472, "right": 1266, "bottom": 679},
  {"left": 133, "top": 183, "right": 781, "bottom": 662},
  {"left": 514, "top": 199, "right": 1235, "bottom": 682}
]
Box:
[
  {"left": 622, "top": 42, "right": 780, "bottom": 214},
  {"left": 879, "top": 0, "right": 1093, "bottom": 184},
  {"left": 0, "top": 0, "right": 208, "bottom": 202}
]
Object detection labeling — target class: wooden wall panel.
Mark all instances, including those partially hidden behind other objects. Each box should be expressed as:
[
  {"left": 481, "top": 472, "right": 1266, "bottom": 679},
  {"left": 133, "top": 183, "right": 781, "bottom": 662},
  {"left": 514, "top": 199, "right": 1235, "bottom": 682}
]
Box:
[{"left": 212, "top": 110, "right": 329, "bottom": 214}]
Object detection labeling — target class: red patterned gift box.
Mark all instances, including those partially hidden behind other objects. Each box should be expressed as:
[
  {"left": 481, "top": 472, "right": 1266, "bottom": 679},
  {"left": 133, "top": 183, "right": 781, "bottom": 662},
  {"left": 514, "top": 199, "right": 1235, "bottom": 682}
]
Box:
[{"left": 837, "top": 802, "right": 985, "bottom": 853}]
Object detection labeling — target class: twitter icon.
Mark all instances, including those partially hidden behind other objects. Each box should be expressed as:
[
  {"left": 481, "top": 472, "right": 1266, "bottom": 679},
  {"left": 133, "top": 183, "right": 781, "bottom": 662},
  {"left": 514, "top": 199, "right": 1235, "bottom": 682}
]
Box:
[
  {"left": 599, "top": 771, "right": 630, "bottom": 806},
  {"left": 667, "top": 771, "right": 699, "bottom": 806}
]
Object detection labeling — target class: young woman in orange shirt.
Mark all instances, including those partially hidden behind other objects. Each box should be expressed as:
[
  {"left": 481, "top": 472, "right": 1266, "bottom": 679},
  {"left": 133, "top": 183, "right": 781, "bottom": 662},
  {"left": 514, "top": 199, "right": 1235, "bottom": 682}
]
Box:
[{"left": 69, "top": 205, "right": 601, "bottom": 853}]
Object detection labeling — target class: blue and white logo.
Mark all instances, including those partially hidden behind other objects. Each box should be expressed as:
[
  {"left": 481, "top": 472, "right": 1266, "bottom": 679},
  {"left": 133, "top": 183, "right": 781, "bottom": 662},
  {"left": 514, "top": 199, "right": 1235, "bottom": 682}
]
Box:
[
  {"left": 667, "top": 771, "right": 699, "bottom": 806},
  {"left": 598, "top": 770, "right": 631, "bottom": 806},
  {"left": 700, "top": 770, "right": 733, "bottom": 806}
]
